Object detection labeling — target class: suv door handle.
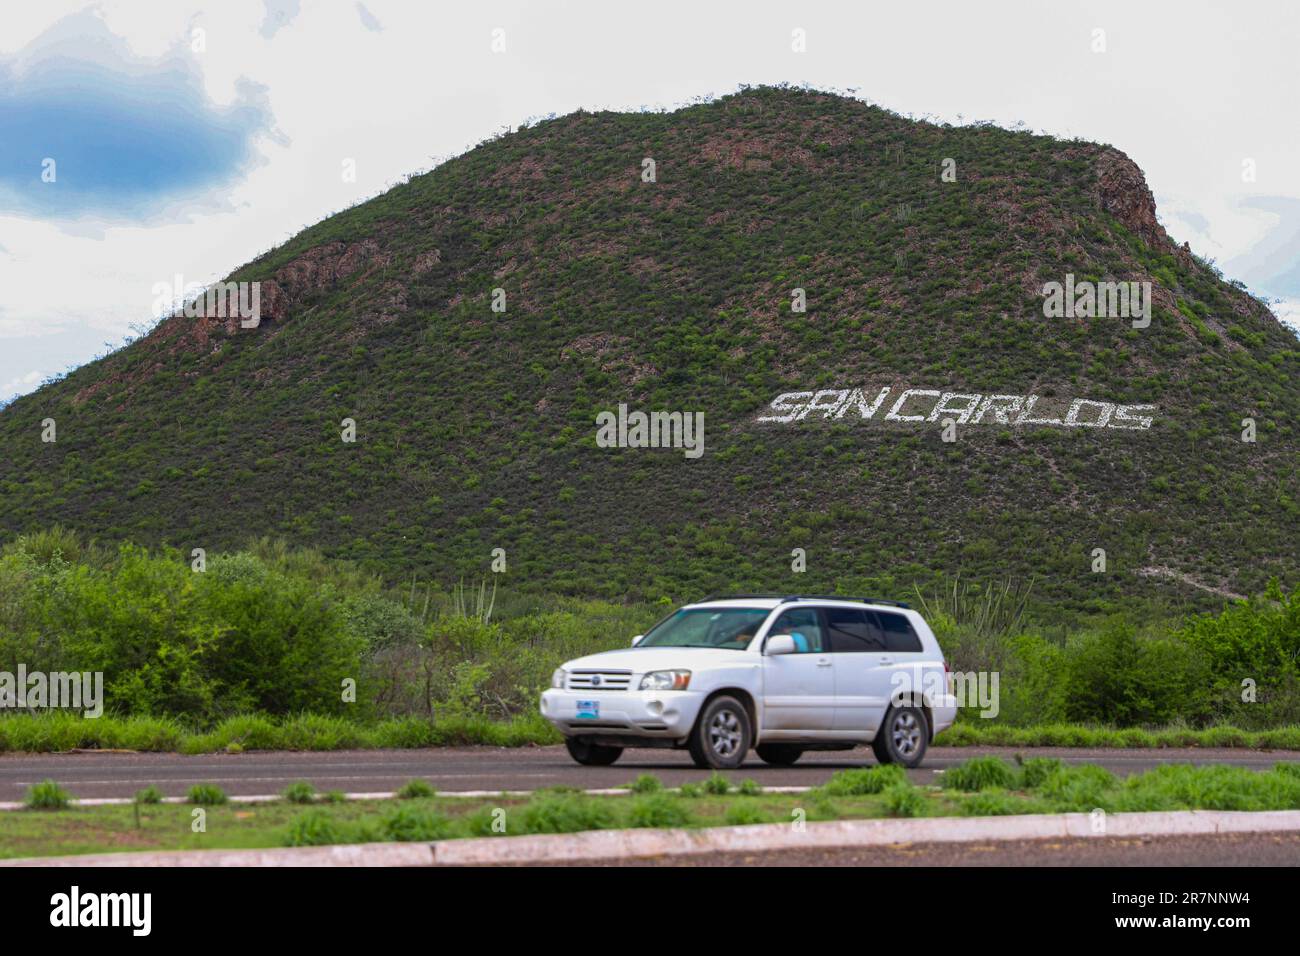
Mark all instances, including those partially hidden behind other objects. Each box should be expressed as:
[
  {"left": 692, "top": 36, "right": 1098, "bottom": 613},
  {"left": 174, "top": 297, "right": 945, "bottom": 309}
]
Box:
[
  {"left": 816, "top": 658, "right": 832, "bottom": 667},
  {"left": 878, "top": 656, "right": 894, "bottom": 664}
]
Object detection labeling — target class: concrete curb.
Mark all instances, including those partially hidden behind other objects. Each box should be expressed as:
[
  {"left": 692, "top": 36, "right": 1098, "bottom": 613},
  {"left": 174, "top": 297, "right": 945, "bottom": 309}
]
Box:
[
  {"left": 432, "top": 809, "right": 1300, "bottom": 864},
  {"left": 4, "top": 809, "right": 1299, "bottom": 866},
  {"left": 2, "top": 842, "right": 434, "bottom": 867}
]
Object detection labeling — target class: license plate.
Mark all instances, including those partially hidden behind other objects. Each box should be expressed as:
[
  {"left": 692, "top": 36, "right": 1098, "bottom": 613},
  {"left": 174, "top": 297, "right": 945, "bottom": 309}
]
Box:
[{"left": 576, "top": 700, "right": 599, "bottom": 719}]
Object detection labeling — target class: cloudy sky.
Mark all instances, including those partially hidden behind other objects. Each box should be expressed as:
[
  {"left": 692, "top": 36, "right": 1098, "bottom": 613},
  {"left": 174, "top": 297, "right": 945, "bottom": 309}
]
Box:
[{"left": 2, "top": 0, "right": 1298, "bottom": 403}]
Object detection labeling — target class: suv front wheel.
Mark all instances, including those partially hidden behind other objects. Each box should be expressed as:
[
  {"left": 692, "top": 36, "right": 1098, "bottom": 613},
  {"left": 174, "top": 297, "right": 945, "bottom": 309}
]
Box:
[
  {"left": 688, "top": 695, "right": 752, "bottom": 769},
  {"left": 564, "top": 737, "right": 623, "bottom": 766},
  {"left": 871, "top": 705, "right": 929, "bottom": 768}
]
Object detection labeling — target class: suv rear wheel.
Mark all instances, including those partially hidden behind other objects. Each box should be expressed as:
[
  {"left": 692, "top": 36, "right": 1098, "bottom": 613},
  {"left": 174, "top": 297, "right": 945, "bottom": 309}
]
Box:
[
  {"left": 871, "top": 705, "right": 929, "bottom": 768},
  {"left": 688, "top": 695, "right": 752, "bottom": 769},
  {"left": 755, "top": 744, "right": 804, "bottom": 766},
  {"left": 564, "top": 737, "right": 623, "bottom": 766}
]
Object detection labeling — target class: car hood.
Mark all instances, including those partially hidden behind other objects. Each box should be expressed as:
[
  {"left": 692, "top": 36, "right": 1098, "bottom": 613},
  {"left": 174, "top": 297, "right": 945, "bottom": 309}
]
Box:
[{"left": 563, "top": 646, "right": 755, "bottom": 673}]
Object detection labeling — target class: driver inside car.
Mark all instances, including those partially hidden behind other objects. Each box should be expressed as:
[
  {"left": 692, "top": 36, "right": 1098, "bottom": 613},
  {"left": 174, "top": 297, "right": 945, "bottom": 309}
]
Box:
[{"left": 721, "top": 624, "right": 757, "bottom": 649}]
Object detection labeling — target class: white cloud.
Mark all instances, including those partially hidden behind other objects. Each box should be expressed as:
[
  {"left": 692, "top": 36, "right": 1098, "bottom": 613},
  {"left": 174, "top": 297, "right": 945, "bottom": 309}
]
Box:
[
  {"left": 1269, "top": 298, "right": 1300, "bottom": 338},
  {"left": 0, "top": 369, "right": 49, "bottom": 404}
]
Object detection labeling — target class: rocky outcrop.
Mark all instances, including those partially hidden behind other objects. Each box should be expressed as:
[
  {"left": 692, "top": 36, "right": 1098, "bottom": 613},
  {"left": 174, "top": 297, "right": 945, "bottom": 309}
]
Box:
[
  {"left": 1095, "top": 149, "right": 1170, "bottom": 250},
  {"left": 272, "top": 238, "right": 387, "bottom": 301},
  {"left": 412, "top": 249, "right": 442, "bottom": 275}
]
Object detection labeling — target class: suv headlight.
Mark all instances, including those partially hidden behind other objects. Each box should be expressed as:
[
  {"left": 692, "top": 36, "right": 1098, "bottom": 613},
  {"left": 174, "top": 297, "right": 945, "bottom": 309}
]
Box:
[
  {"left": 551, "top": 668, "right": 566, "bottom": 689},
  {"left": 639, "top": 670, "right": 691, "bottom": 691}
]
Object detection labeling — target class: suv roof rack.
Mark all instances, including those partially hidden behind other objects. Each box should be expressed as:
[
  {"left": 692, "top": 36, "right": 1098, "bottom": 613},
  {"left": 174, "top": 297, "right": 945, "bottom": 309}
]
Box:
[
  {"left": 697, "top": 593, "right": 910, "bottom": 609},
  {"left": 789, "top": 594, "right": 911, "bottom": 609}
]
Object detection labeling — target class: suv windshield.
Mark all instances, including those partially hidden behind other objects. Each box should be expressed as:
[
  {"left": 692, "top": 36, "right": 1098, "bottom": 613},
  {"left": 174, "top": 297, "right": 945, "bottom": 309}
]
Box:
[{"left": 637, "top": 607, "right": 771, "bottom": 650}]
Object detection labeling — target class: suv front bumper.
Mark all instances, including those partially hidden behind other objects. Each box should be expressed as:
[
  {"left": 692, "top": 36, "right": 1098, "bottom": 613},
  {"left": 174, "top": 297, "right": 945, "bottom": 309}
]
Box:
[{"left": 540, "top": 688, "right": 704, "bottom": 739}]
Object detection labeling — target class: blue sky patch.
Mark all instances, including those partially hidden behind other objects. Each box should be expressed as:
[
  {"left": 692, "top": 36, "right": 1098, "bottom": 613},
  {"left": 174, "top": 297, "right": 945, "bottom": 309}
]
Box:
[{"left": 0, "top": 10, "right": 278, "bottom": 220}]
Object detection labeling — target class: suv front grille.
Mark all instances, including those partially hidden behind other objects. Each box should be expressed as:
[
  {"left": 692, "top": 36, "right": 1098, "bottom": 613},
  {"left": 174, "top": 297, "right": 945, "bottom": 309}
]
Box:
[{"left": 567, "top": 669, "right": 632, "bottom": 692}]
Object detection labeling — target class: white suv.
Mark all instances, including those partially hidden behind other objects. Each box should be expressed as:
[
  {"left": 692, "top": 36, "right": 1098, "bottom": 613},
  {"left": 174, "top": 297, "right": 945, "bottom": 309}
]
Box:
[{"left": 540, "top": 595, "right": 958, "bottom": 770}]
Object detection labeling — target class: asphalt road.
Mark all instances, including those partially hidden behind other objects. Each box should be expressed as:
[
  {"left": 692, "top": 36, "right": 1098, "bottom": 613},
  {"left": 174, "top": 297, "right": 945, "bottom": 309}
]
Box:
[
  {"left": 1, "top": 745, "right": 1297, "bottom": 801},
  {"left": 552, "top": 832, "right": 1300, "bottom": 867}
]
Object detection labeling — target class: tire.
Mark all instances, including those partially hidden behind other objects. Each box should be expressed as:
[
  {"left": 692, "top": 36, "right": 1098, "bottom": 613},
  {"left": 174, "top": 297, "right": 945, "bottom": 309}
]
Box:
[
  {"left": 871, "top": 705, "right": 929, "bottom": 768},
  {"left": 564, "top": 737, "right": 623, "bottom": 766},
  {"left": 755, "top": 744, "right": 804, "bottom": 767},
  {"left": 688, "top": 695, "right": 752, "bottom": 770}
]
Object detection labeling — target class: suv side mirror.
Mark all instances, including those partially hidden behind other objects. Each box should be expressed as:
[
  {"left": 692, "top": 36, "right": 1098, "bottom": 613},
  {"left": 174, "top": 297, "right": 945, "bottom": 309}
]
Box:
[
  {"left": 765, "top": 634, "right": 796, "bottom": 656},
  {"left": 631, "top": 634, "right": 644, "bottom": 647}
]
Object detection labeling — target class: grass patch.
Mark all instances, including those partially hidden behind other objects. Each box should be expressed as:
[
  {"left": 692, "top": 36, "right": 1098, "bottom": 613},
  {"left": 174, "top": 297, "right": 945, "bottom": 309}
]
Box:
[
  {"left": 380, "top": 803, "right": 453, "bottom": 841},
  {"left": 134, "top": 785, "right": 163, "bottom": 805},
  {"left": 1015, "top": 756, "right": 1064, "bottom": 789},
  {"left": 283, "top": 781, "right": 316, "bottom": 805},
  {"left": 1032, "top": 764, "right": 1117, "bottom": 811},
  {"left": 959, "top": 790, "right": 1033, "bottom": 816},
  {"left": 627, "top": 773, "right": 662, "bottom": 794},
  {"left": 1113, "top": 764, "right": 1300, "bottom": 812},
  {"left": 882, "top": 783, "right": 929, "bottom": 818},
  {"left": 283, "top": 809, "right": 348, "bottom": 847},
  {"left": 627, "top": 793, "right": 692, "bottom": 829},
  {"left": 25, "top": 779, "right": 71, "bottom": 810},
  {"left": 723, "top": 803, "right": 768, "bottom": 826},
  {"left": 5, "top": 759, "right": 1300, "bottom": 859},
  {"left": 396, "top": 779, "right": 435, "bottom": 800},
  {"left": 819, "top": 764, "right": 907, "bottom": 796},
  {"left": 1, "top": 710, "right": 1297, "bottom": 754},
  {"left": 702, "top": 773, "right": 733, "bottom": 795},
  {"left": 187, "top": 783, "right": 227, "bottom": 806},
  {"left": 518, "top": 792, "right": 617, "bottom": 834},
  {"left": 941, "top": 756, "right": 1019, "bottom": 792}
]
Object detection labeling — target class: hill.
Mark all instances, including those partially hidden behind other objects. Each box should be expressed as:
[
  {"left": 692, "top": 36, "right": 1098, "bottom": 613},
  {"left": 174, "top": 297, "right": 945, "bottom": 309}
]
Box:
[{"left": 3, "top": 86, "right": 1297, "bottom": 609}]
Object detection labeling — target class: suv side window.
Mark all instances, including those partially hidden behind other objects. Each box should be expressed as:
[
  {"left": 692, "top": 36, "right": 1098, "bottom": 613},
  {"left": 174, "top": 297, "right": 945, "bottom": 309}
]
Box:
[
  {"left": 769, "top": 608, "right": 826, "bottom": 653},
  {"left": 876, "top": 612, "right": 923, "bottom": 653},
  {"left": 824, "top": 607, "right": 885, "bottom": 652}
]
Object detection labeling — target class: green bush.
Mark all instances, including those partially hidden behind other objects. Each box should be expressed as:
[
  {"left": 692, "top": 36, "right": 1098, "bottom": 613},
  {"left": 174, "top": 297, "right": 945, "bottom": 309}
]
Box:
[
  {"left": 396, "top": 779, "right": 435, "bottom": 800},
  {"left": 702, "top": 773, "right": 732, "bottom": 795},
  {"left": 1065, "top": 621, "right": 1211, "bottom": 726},
  {"left": 283, "top": 781, "right": 317, "bottom": 804},
  {"left": 25, "top": 779, "right": 71, "bottom": 810},
  {"left": 627, "top": 773, "right": 663, "bottom": 794},
  {"left": 1178, "top": 582, "right": 1300, "bottom": 678},
  {"left": 0, "top": 532, "right": 1293, "bottom": 741},
  {"left": 134, "top": 785, "right": 163, "bottom": 805},
  {"left": 187, "top": 783, "right": 227, "bottom": 805}
]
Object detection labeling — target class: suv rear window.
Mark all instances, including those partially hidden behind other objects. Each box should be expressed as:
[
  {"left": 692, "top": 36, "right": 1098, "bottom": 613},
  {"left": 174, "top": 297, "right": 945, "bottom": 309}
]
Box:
[
  {"left": 824, "top": 607, "right": 885, "bottom": 652},
  {"left": 875, "top": 611, "right": 923, "bottom": 652}
]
